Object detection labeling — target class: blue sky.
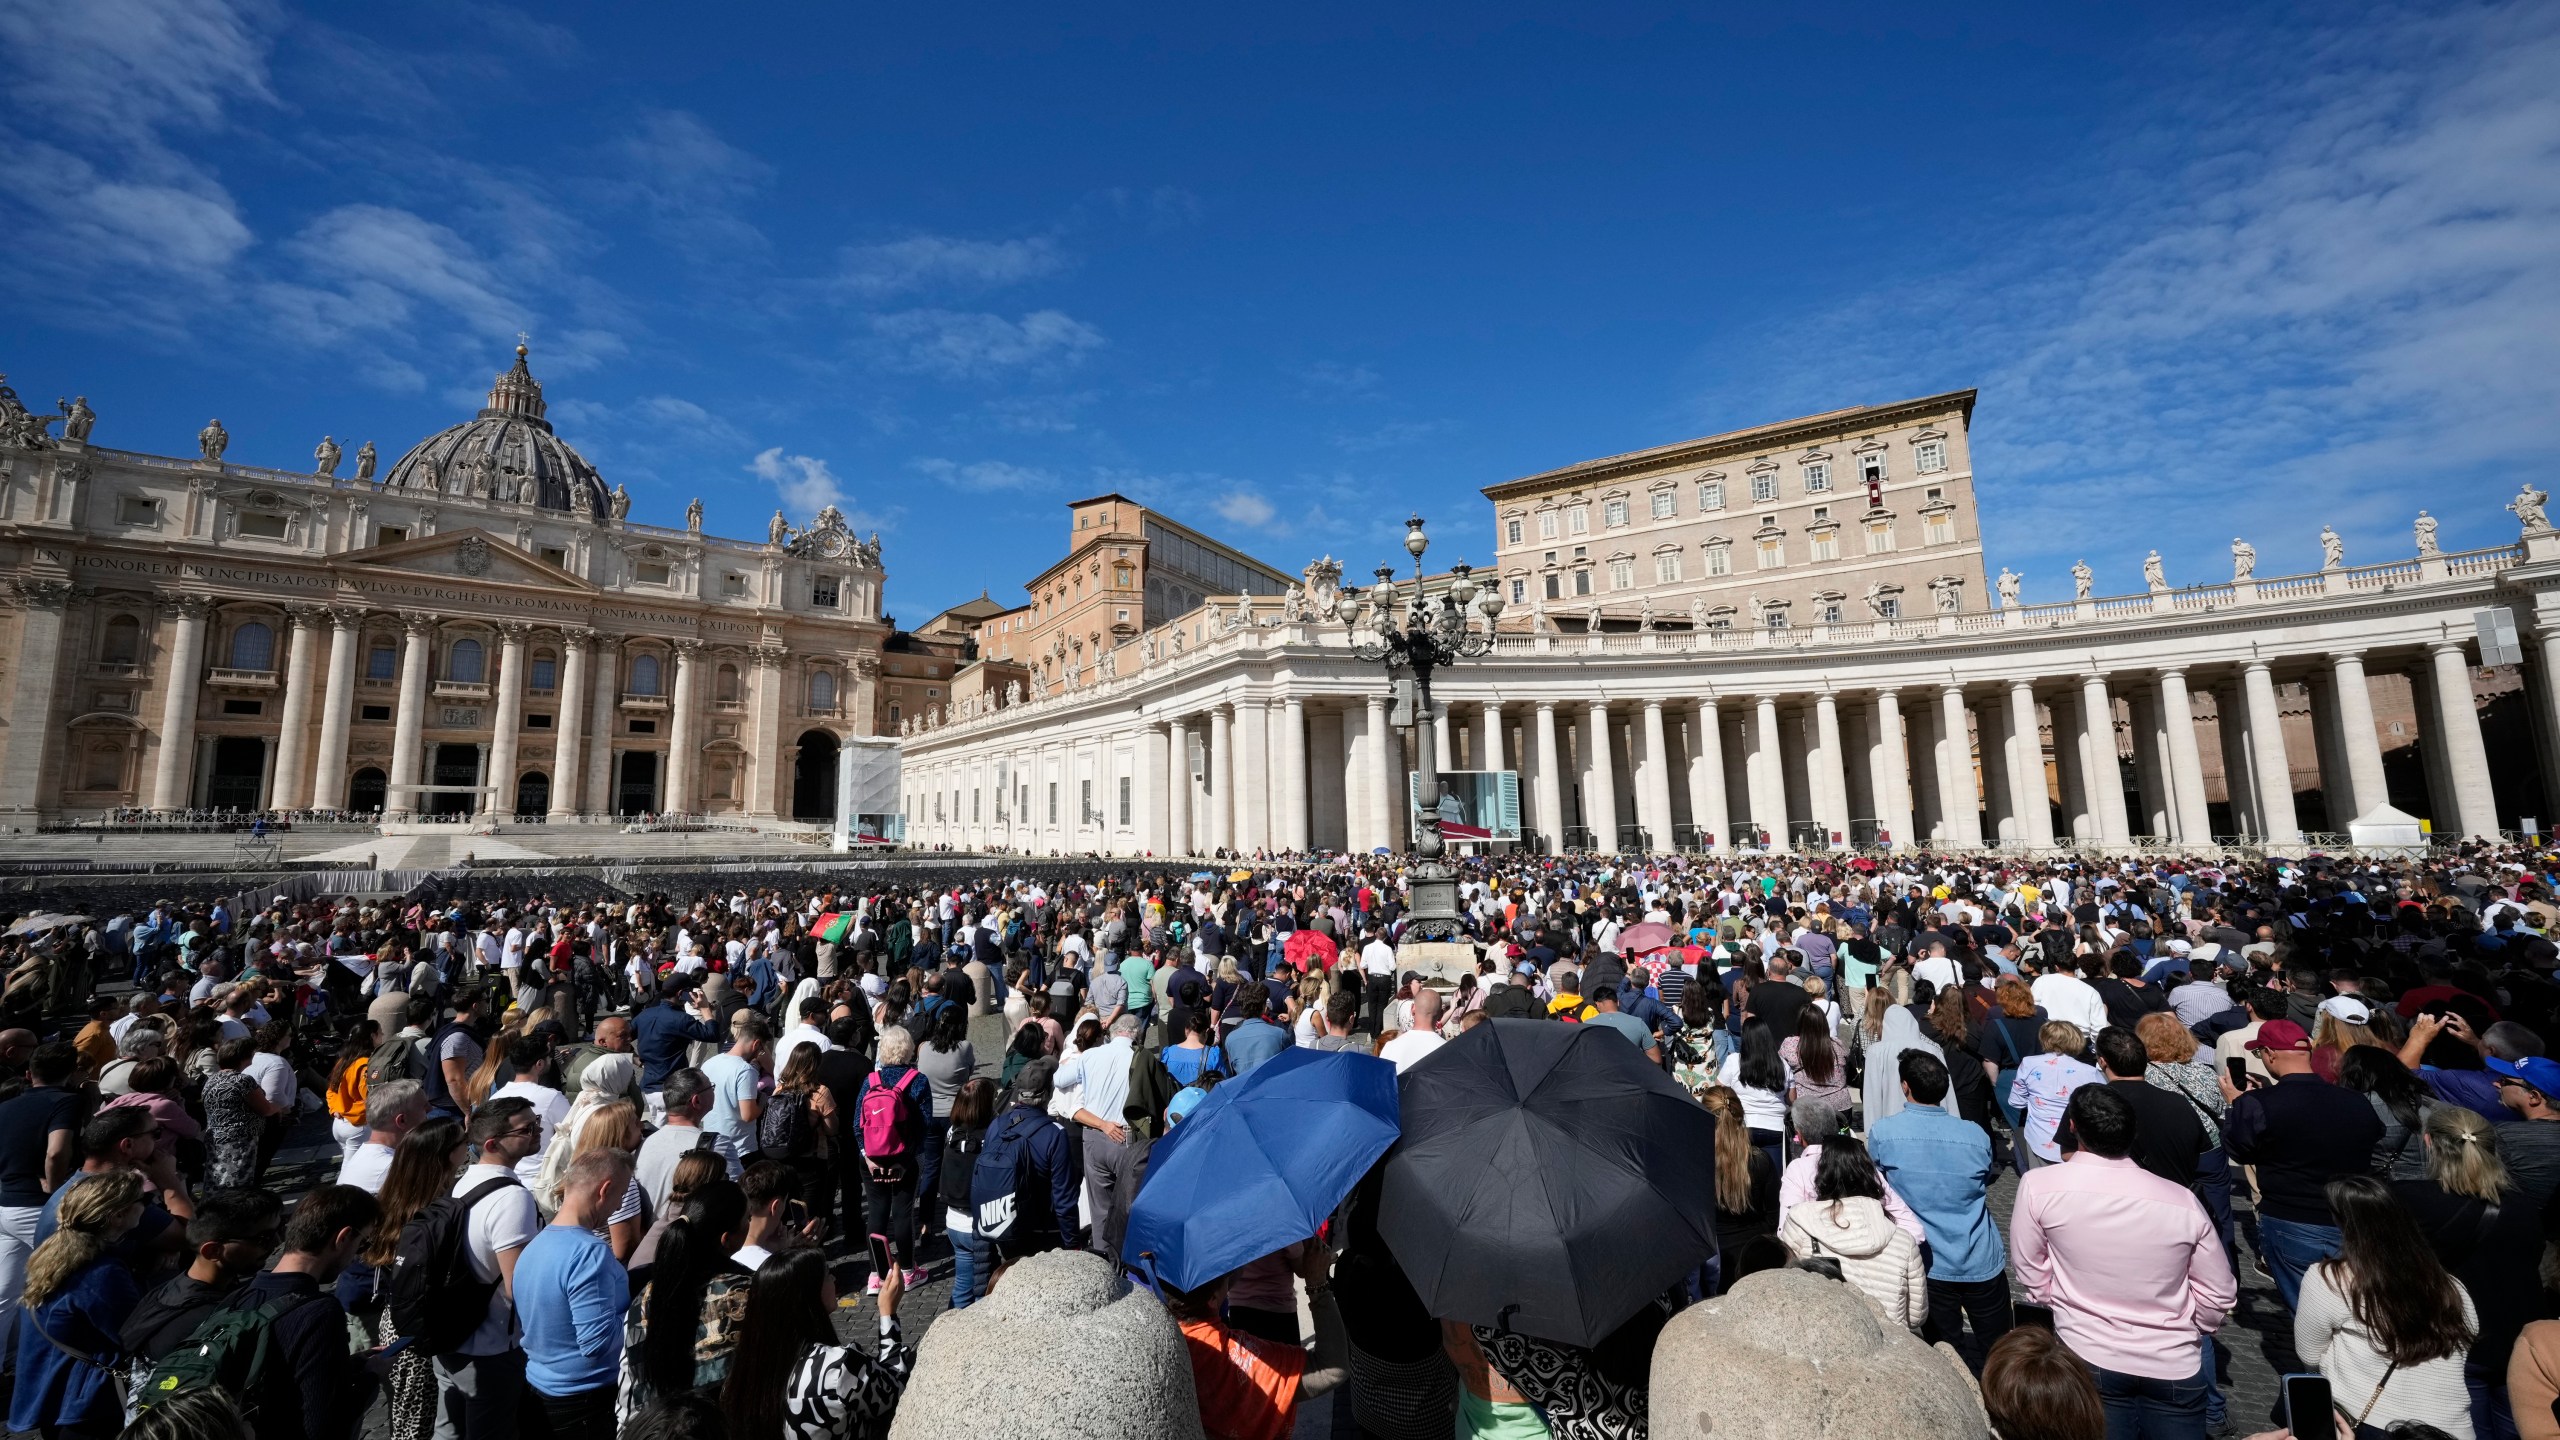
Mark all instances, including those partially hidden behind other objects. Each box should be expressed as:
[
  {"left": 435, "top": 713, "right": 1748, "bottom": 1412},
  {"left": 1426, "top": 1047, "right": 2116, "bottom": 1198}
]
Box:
[{"left": 4, "top": 1, "right": 2555, "bottom": 623}]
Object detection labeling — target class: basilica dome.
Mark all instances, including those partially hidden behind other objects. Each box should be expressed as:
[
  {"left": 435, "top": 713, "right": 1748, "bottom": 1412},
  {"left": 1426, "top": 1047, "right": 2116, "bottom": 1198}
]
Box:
[{"left": 379, "top": 345, "right": 609, "bottom": 519}]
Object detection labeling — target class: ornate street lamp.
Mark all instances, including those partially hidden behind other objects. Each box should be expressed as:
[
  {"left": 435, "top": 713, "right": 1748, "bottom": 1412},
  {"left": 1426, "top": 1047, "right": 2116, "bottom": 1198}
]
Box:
[{"left": 1338, "top": 513, "right": 1505, "bottom": 941}]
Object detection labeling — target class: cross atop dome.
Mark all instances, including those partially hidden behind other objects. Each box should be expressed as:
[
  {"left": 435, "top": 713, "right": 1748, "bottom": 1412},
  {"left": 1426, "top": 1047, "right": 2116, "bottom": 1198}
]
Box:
[{"left": 482, "top": 340, "right": 547, "bottom": 425}]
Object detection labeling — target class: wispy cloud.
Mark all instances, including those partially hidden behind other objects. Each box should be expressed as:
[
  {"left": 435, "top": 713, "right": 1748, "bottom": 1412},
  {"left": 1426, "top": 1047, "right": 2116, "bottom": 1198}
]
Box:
[
  {"left": 912, "top": 457, "right": 1054, "bottom": 492},
  {"left": 609, "top": 109, "right": 772, "bottom": 260},
  {"left": 1332, "top": 419, "right": 1447, "bottom": 453},
  {"left": 0, "top": 0, "right": 277, "bottom": 154},
  {"left": 1296, "top": 360, "right": 1382, "bottom": 399},
  {"left": 749, "top": 446, "right": 846, "bottom": 513},
  {"left": 867, "top": 309, "right": 1105, "bottom": 380},
  {"left": 978, "top": 392, "right": 1095, "bottom": 435},
  {"left": 1212, "top": 489, "right": 1279, "bottom": 529},
  {"left": 837, "top": 235, "right": 1066, "bottom": 298},
  {"left": 1730, "top": 1, "right": 2560, "bottom": 596}
]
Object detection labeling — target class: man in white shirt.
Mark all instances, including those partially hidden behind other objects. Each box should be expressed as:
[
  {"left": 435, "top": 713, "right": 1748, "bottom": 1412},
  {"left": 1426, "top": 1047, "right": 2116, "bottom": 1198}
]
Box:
[
  {"left": 337, "top": 1079, "right": 426, "bottom": 1191},
  {"left": 635, "top": 1069, "right": 740, "bottom": 1212},
  {"left": 499, "top": 924, "right": 528, "bottom": 998},
  {"left": 1358, "top": 928, "right": 1397, "bottom": 1037},
  {"left": 439, "top": 1098, "right": 545, "bottom": 1440},
  {"left": 1912, "top": 942, "right": 1963, "bottom": 995},
  {"left": 243, "top": 1023, "right": 298, "bottom": 1113},
  {"left": 488, "top": 1038, "right": 571, "bottom": 1187},
  {"left": 1057, "top": 1015, "right": 1143, "bottom": 1259},
  {"left": 773, "top": 996, "right": 835, "bottom": 1077},
  {"left": 1379, "top": 990, "right": 1447, "bottom": 1073},
  {"left": 2030, "top": 957, "right": 2110, "bottom": 1036}
]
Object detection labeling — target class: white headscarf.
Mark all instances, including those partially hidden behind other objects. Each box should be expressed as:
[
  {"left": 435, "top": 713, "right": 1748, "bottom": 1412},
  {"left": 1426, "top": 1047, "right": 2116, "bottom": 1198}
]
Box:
[
  {"left": 535, "top": 1050, "right": 635, "bottom": 1210},
  {"left": 1862, "top": 1004, "right": 1951, "bottom": 1125}
]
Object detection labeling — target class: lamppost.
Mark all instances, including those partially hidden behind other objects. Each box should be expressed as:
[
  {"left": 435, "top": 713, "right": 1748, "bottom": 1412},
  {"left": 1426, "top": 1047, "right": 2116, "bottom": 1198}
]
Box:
[{"left": 1339, "top": 513, "right": 1505, "bottom": 942}]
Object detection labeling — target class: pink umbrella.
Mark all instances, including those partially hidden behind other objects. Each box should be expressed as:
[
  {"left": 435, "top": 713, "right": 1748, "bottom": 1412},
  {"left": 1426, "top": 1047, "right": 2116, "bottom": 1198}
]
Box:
[
  {"left": 1619, "top": 921, "right": 1676, "bottom": 954},
  {"left": 1284, "top": 929, "right": 1339, "bottom": 970}
]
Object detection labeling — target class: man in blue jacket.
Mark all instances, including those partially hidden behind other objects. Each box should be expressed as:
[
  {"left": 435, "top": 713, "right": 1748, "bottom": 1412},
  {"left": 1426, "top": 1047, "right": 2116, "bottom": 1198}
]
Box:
[
  {"left": 977, "top": 1057, "right": 1083, "bottom": 1280},
  {"left": 632, "top": 976, "right": 721, "bottom": 1119},
  {"left": 1868, "top": 1051, "right": 2011, "bottom": 1374}
]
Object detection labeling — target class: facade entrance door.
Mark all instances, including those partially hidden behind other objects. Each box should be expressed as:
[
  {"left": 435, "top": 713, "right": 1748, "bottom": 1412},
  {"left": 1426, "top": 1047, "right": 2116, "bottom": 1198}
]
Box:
[
  {"left": 348, "top": 768, "right": 387, "bottom": 813},
  {"left": 205, "top": 736, "right": 264, "bottom": 811},
  {"left": 515, "top": 771, "right": 549, "bottom": 817},
  {"left": 429, "top": 743, "right": 479, "bottom": 815},
  {"left": 792, "top": 730, "right": 839, "bottom": 820},
  {"left": 618, "top": 752, "right": 659, "bottom": 816}
]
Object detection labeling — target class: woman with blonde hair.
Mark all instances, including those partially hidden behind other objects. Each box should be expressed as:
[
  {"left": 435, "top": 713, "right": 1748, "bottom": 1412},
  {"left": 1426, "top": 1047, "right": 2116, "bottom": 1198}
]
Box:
[
  {"left": 9, "top": 1170, "right": 144, "bottom": 1439},
  {"left": 1698, "top": 1086, "right": 1779, "bottom": 1292},
  {"left": 2006, "top": 1022, "right": 2100, "bottom": 1170},
  {"left": 461, "top": 1005, "right": 526, "bottom": 1111},
  {"left": 573, "top": 1098, "right": 650, "bottom": 1260},
  {"left": 2392, "top": 1105, "right": 2518, "bottom": 1275}
]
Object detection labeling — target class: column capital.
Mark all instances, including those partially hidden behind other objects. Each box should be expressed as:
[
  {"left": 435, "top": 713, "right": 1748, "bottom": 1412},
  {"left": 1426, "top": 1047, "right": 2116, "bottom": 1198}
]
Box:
[
  {"left": 7, "top": 579, "right": 73, "bottom": 612},
  {"left": 494, "top": 621, "right": 531, "bottom": 644},
  {"left": 749, "top": 645, "right": 787, "bottom": 669},
  {"left": 2154, "top": 664, "right": 2189, "bottom": 681},
  {"left": 2241, "top": 656, "right": 2277, "bottom": 676},
  {"left": 402, "top": 612, "right": 440, "bottom": 636},
  {"left": 671, "top": 637, "right": 704, "bottom": 658},
  {"left": 2426, "top": 638, "right": 2470, "bottom": 660},
  {"left": 281, "top": 603, "right": 326, "bottom": 629},
  {"left": 2325, "top": 648, "right": 2366, "bottom": 665},
  {"left": 324, "top": 605, "right": 365, "bottom": 631},
  {"left": 1641, "top": 696, "right": 1665, "bottom": 711},
  {"left": 169, "top": 593, "right": 217, "bottom": 621},
  {"left": 559, "top": 627, "right": 594, "bottom": 651}
]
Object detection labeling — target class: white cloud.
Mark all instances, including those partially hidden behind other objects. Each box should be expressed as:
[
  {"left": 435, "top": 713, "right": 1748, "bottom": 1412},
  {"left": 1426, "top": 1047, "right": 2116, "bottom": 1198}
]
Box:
[
  {"left": 912, "top": 457, "right": 1053, "bottom": 492},
  {"left": 0, "top": 0, "right": 277, "bottom": 154},
  {"left": 1332, "top": 419, "right": 1446, "bottom": 453},
  {"left": 1296, "top": 360, "right": 1381, "bottom": 399},
  {"left": 1213, "top": 489, "right": 1279, "bottom": 529},
  {"left": 749, "top": 446, "right": 846, "bottom": 513},
  {"left": 867, "top": 309, "right": 1105, "bottom": 380},
  {"left": 611, "top": 109, "right": 772, "bottom": 259},
  {"left": 837, "top": 235, "right": 1066, "bottom": 298}
]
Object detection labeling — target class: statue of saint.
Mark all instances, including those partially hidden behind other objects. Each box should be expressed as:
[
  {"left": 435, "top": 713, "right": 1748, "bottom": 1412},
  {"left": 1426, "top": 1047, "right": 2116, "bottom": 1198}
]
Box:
[
  {"left": 769, "top": 511, "right": 790, "bottom": 545},
  {"left": 313, "top": 436, "right": 341, "bottom": 477},
  {"left": 2512, "top": 484, "right": 2551, "bottom": 533},
  {"left": 60, "top": 397, "right": 93, "bottom": 443},
  {"left": 2414, "top": 511, "right": 2440, "bottom": 556},
  {"left": 1584, "top": 603, "right": 1604, "bottom": 633},
  {"left": 2231, "top": 538, "right": 2256, "bottom": 582},
  {"left": 609, "top": 484, "right": 632, "bottom": 521},
  {"left": 1281, "top": 585, "right": 1305, "bottom": 622},
  {"left": 2072, "top": 560, "right": 2093, "bottom": 601},
  {"left": 686, "top": 497, "right": 704, "bottom": 533},
  {"left": 198, "top": 418, "right": 228, "bottom": 462},
  {"left": 1689, "top": 596, "right": 1709, "bottom": 629},
  {"left": 2320, "top": 525, "right": 2345, "bottom": 570},
  {"left": 1637, "top": 596, "right": 1657, "bottom": 630},
  {"left": 1934, "top": 581, "right": 1961, "bottom": 614},
  {"left": 1996, "top": 568, "right": 2022, "bottom": 607},
  {"left": 353, "top": 440, "right": 377, "bottom": 484}
]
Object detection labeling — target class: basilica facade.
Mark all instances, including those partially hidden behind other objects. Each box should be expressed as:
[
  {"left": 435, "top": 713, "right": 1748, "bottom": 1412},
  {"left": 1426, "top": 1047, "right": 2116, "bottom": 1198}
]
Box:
[{"left": 0, "top": 349, "right": 896, "bottom": 828}]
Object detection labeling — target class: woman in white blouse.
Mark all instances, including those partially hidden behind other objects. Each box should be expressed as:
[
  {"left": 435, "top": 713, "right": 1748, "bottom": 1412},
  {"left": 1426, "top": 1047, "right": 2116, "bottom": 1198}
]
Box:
[{"left": 2295, "top": 1174, "right": 2479, "bottom": 1438}]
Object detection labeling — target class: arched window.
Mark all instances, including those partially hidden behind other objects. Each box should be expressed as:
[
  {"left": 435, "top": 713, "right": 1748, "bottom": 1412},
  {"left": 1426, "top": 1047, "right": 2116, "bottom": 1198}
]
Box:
[
  {"left": 99, "top": 616, "right": 140, "bottom": 665},
  {"left": 227, "top": 621, "right": 274, "bottom": 672},
  {"left": 809, "top": 670, "right": 837, "bottom": 711},
  {"left": 530, "top": 651, "right": 558, "bottom": 692},
  {"left": 715, "top": 663, "right": 741, "bottom": 703},
  {"left": 629, "top": 653, "right": 662, "bottom": 696},
  {"left": 448, "top": 637, "right": 485, "bottom": 684}
]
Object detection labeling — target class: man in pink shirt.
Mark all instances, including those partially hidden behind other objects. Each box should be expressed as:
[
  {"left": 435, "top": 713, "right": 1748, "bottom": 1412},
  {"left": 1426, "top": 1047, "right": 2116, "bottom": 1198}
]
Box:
[{"left": 2010, "top": 1085, "right": 2236, "bottom": 1440}]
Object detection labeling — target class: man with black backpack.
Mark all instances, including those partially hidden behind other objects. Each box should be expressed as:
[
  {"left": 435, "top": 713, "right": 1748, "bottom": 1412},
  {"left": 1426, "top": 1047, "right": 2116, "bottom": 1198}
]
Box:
[
  {"left": 972, "top": 1056, "right": 1080, "bottom": 1290},
  {"left": 420, "top": 1098, "right": 543, "bottom": 1440},
  {"left": 140, "top": 1184, "right": 379, "bottom": 1440}
]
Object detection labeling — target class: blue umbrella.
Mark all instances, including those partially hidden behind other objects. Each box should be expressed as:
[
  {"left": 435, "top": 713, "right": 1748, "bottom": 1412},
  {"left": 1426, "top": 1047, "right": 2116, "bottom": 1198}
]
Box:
[
  {"left": 1191, "top": 869, "right": 1218, "bottom": 881},
  {"left": 1121, "top": 1047, "right": 1400, "bottom": 1294}
]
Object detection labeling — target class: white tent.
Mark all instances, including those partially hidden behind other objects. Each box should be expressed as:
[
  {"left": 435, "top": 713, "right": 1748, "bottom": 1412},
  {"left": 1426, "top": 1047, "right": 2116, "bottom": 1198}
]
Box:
[{"left": 2347, "top": 804, "right": 2427, "bottom": 851}]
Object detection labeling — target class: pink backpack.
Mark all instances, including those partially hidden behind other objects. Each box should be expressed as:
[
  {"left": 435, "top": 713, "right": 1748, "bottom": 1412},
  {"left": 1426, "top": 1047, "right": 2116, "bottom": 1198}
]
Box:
[{"left": 859, "top": 1066, "right": 926, "bottom": 1160}]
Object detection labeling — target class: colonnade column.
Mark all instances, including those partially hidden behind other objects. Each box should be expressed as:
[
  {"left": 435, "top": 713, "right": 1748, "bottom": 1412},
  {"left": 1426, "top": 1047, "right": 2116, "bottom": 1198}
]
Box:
[
  {"left": 1370, "top": 695, "right": 1400, "bottom": 852},
  {"left": 1937, "top": 685, "right": 1982, "bottom": 848},
  {"left": 548, "top": 634, "right": 589, "bottom": 820},
  {"left": 1138, "top": 722, "right": 1168, "bottom": 855},
  {"left": 266, "top": 609, "right": 320, "bottom": 812},
  {"left": 311, "top": 608, "right": 360, "bottom": 812},
  {"left": 150, "top": 597, "right": 213, "bottom": 812},
  {"left": 1280, "top": 698, "right": 1309, "bottom": 852},
  {"left": 1166, "top": 715, "right": 1193, "bottom": 854},
  {"left": 585, "top": 637, "right": 619, "bottom": 818},
  {"left": 0, "top": 583, "right": 71, "bottom": 820},
  {"left": 1689, "top": 698, "right": 1730, "bottom": 851},
  {"left": 664, "top": 640, "right": 701, "bottom": 816},
  {"left": 1532, "top": 702, "right": 1564, "bottom": 853},
  {"left": 1751, "top": 695, "right": 1785, "bottom": 849},
  {"left": 483, "top": 623, "right": 528, "bottom": 820},
  {"left": 2327, "top": 652, "right": 2390, "bottom": 825},
  {"left": 1811, "top": 690, "right": 1851, "bottom": 849},
  {"left": 1866, "top": 690, "right": 1913, "bottom": 850},
  {"left": 745, "top": 646, "right": 784, "bottom": 820},
  {"left": 1479, "top": 701, "right": 1505, "bottom": 775},
  {"left": 1200, "top": 703, "right": 1231, "bottom": 854},
  {"left": 1585, "top": 700, "right": 1619, "bottom": 852},
  {"left": 1638, "top": 700, "right": 1675, "bottom": 852},
  {"left": 2427, "top": 640, "right": 2501, "bottom": 839},
  {"left": 2156, "top": 668, "right": 2211, "bottom": 843},
  {"left": 382, "top": 614, "right": 435, "bottom": 819},
  {"left": 2239, "top": 659, "right": 2302, "bottom": 845},
  {"left": 2006, "top": 680, "right": 2054, "bottom": 847},
  {"left": 1237, "top": 698, "right": 1269, "bottom": 854},
  {"left": 2078, "top": 673, "right": 2131, "bottom": 846}
]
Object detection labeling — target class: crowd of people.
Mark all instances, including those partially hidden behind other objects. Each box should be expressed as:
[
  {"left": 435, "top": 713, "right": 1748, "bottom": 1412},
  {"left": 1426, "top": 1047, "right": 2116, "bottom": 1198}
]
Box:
[{"left": 1, "top": 840, "right": 2559, "bottom": 1439}]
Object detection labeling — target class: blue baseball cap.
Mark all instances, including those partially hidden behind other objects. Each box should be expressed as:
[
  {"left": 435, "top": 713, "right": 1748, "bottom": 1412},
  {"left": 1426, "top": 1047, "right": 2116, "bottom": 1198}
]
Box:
[
  {"left": 2488, "top": 1056, "right": 2560, "bottom": 1099},
  {"left": 1166, "top": 1084, "right": 1210, "bottom": 1126}
]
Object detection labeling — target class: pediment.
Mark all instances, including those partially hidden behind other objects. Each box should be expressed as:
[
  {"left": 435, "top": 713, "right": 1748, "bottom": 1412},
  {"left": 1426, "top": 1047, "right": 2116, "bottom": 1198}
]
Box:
[{"left": 340, "top": 529, "right": 596, "bottom": 592}]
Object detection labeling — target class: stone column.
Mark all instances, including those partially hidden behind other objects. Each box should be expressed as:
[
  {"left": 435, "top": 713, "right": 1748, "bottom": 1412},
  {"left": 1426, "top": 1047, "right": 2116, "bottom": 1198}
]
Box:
[
  {"left": 2128, "top": 685, "right": 2170, "bottom": 839},
  {"left": 2006, "top": 680, "right": 2054, "bottom": 847},
  {"left": 149, "top": 596, "right": 214, "bottom": 812},
  {"left": 2077, "top": 673, "right": 2131, "bottom": 845},
  {"left": 1138, "top": 722, "right": 1168, "bottom": 855},
  {"left": 664, "top": 640, "right": 702, "bottom": 815},
  {"left": 1371, "top": 695, "right": 1401, "bottom": 853},
  {"left": 2428, "top": 640, "right": 2501, "bottom": 839},
  {"left": 1751, "top": 695, "right": 1785, "bottom": 849},
  {"left": 384, "top": 613, "right": 435, "bottom": 819},
  {"left": 265, "top": 608, "right": 321, "bottom": 812},
  {"left": 585, "top": 637, "right": 619, "bottom": 816},
  {"left": 1203, "top": 703, "right": 1233, "bottom": 853},
  {"left": 1636, "top": 700, "right": 1675, "bottom": 852},
  {"left": 1532, "top": 701, "right": 1564, "bottom": 853},
  {"left": 482, "top": 623, "right": 528, "bottom": 820},
  {"left": 1865, "top": 690, "right": 1912, "bottom": 850},
  {"left": 2327, "top": 652, "right": 2390, "bottom": 826},
  {"left": 1937, "top": 685, "right": 1982, "bottom": 848},
  {"left": 1433, "top": 703, "right": 1455, "bottom": 774},
  {"left": 1167, "top": 715, "right": 1193, "bottom": 854},
  {"left": 2154, "top": 668, "right": 2211, "bottom": 843},
  {"left": 1479, "top": 700, "right": 1505, "bottom": 774},
  {"left": 1809, "top": 690, "right": 1851, "bottom": 849},
  {"left": 0, "top": 582, "right": 73, "bottom": 820},
  {"left": 1280, "top": 697, "right": 1309, "bottom": 852},
  {"left": 1237, "top": 698, "right": 1270, "bottom": 853},
  {"left": 1687, "top": 698, "right": 1730, "bottom": 851},
  {"left": 1584, "top": 700, "right": 1619, "bottom": 852},
  {"left": 311, "top": 609, "right": 362, "bottom": 812},
  {"left": 548, "top": 633, "right": 590, "bottom": 820},
  {"left": 744, "top": 646, "right": 785, "bottom": 820},
  {"left": 2241, "top": 659, "right": 2303, "bottom": 844}
]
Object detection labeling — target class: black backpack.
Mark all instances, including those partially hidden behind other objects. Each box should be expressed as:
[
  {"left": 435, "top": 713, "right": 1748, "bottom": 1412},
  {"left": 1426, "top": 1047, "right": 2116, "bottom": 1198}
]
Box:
[
  {"left": 759, "top": 1088, "right": 814, "bottom": 1157},
  {"left": 134, "top": 1289, "right": 320, "bottom": 1421},
  {"left": 385, "top": 1176, "right": 520, "bottom": 1355}
]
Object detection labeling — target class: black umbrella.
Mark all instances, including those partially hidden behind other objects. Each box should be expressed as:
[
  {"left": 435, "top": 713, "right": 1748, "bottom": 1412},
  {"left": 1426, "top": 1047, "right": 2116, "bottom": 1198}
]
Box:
[{"left": 1377, "top": 1018, "right": 1719, "bottom": 1347}]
